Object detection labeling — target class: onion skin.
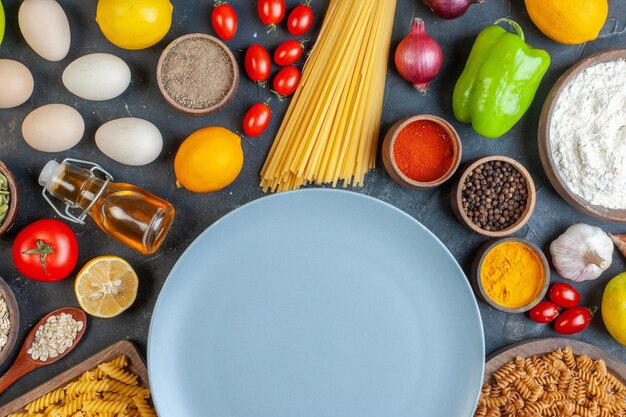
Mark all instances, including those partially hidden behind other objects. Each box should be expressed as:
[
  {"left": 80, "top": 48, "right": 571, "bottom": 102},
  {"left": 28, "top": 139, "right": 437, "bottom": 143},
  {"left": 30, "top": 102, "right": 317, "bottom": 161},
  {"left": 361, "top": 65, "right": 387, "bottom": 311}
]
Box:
[
  {"left": 423, "top": 0, "right": 483, "bottom": 19},
  {"left": 394, "top": 18, "right": 443, "bottom": 93}
]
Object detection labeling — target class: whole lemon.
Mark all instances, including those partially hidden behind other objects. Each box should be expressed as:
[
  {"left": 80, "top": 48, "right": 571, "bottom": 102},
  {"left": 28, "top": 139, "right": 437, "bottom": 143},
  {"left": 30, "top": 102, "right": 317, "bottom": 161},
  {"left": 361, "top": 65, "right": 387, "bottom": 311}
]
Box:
[
  {"left": 96, "top": 0, "right": 173, "bottom": 50},
  {"left": 602, "top": 272, "right": 626, "bottom": 346},
  {"left": 175, "top": 127, "right": 244, "bottom": 193},
  {"left": 525, "top": 0, "right": 607, "bottom": 44}
]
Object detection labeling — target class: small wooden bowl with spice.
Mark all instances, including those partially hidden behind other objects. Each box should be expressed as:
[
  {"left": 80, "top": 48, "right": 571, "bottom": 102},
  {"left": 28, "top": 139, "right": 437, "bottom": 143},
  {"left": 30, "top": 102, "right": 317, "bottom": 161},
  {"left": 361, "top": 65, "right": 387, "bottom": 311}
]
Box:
[
  {"left": 0, "top": 161, "right": 19, "bottom": 235},
  {"left": 472, "top": 238, "right": 550, "bottom": 313},
  {"left": 0, "top": 276, "right": 20, "bottom": 367},
  {"left": 451, "top": 156, "right": 536, "bottom": 237},
  {"left": 157, "top": 34, "right": 239, "bottom": 116},
  {"left": 382, "top": 115, "right": 462, "bottom": 190}
]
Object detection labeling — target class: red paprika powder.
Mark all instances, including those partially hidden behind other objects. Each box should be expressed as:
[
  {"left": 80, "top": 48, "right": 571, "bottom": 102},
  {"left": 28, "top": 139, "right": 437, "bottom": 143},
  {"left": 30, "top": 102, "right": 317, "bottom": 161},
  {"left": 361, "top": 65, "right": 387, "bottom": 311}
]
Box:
[{"left": 393, "top": 120, "right": 454, "bottom": 182}]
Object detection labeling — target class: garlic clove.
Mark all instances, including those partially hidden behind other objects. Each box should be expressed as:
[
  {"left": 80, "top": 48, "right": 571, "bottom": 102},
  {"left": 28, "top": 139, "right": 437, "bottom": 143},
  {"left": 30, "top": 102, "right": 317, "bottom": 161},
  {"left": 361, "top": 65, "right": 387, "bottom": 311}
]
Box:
[{"left": 609, "top": 233, "right": 626, "bottom": 259}]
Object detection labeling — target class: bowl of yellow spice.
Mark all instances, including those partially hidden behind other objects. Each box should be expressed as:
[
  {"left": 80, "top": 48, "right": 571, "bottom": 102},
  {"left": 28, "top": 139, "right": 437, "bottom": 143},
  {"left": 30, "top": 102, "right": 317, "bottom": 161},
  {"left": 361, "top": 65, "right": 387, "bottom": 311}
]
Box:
[{"left": 472, "top": 238, "right": 550, "bottom": 313}]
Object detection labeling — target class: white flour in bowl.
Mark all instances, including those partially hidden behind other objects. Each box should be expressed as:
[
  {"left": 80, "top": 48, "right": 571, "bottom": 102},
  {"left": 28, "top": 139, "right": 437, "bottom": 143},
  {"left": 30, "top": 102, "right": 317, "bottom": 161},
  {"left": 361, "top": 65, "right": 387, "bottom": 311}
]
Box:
[{"left": 550, "top": 59, "right": 626, "bottom": 209}]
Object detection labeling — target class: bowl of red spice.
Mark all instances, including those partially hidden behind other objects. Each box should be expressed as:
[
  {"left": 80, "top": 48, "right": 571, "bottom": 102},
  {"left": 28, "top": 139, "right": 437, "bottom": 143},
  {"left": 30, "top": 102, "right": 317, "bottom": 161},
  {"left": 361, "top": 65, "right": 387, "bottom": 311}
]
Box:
[{"left": 382, "top": 115, "right": 462, "bottom": 189}]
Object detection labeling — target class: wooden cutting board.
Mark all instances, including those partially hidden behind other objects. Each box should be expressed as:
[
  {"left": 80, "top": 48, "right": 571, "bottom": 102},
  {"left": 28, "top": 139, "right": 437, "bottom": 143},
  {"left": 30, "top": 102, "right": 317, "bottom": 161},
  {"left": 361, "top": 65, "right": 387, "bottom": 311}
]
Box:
[
  {"left": 484, "top": 337, "right": 626, "bottom": 385},
  {"left": 0, "top": 340, "right": 153, "bottom": 416}
]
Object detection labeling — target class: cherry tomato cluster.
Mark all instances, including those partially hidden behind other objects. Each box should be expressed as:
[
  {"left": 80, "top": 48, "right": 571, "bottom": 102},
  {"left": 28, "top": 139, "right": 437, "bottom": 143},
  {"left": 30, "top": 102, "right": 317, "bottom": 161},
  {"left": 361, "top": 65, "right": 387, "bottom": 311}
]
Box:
[
  {"left": 210, "top": 1, "right": 313, "bottom": 137},
  {"left": 529, "top": 283, "right": 595, "bottom": 335}
]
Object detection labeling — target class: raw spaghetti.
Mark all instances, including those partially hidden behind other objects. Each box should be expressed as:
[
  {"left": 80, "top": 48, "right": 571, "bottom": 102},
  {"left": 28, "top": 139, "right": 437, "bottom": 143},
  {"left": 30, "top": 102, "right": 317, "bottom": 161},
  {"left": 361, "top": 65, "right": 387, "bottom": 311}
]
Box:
[{"left": 260, "top": 0, "right": 396, "bottom": 192}]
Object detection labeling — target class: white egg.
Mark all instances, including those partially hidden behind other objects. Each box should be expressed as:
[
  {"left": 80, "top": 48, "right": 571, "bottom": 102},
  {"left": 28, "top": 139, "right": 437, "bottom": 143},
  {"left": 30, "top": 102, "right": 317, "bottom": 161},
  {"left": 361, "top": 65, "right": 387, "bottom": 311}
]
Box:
[
  {"left": 18, "top": 0, "right": 70, "bottom": 62},
  {"left": 62, "top": 54, "right": 131, "bottom": 101},
  {"left": 0, "top": 60, "right": 34, "bottom": 109},
  {"left": 22, "top": 104, "right": 84, "bottom": 152},
  {"left": 96, "top": 118, "right": 163, "bottom": 166}
]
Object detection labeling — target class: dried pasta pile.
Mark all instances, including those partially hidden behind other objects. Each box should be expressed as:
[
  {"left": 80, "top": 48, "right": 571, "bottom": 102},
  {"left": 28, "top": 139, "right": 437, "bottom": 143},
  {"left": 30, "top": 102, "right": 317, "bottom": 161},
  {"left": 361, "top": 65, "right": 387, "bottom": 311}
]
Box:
[
  {"left": 260, "top": 0, "right": 396, "bottom": 192},
  {"left": 475, "top": 347, "right": 626, "bottom": 417},
  {"left": 9, "top": 355, "right": 157, "bottom": 417}
]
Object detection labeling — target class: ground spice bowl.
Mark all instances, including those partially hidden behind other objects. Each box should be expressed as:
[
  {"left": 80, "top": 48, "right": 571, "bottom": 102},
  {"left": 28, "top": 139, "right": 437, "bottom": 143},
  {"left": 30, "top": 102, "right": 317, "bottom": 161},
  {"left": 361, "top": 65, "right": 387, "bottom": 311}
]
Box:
[
  {"left": 0, "top": 276, "right": 20, "bottom": 367},
  {"left": 156, "top": 33, "right": 239, "bottom": 116},
  {"left": 0, "top": 161, "right": 19, "bottom": 236},
  {"left": 472, "top": 237, "right": 550, "bottom": 314},
  {"left": 382, "top": 115, "right": 462, "bottom": 190},
  {"left": 451, "top": 155, "right": 536, "bottom": 238}
]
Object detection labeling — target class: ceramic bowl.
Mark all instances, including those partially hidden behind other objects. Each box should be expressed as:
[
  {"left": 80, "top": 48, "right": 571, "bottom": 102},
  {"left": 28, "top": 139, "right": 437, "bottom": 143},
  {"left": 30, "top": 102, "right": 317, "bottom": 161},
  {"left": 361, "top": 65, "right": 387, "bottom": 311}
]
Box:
[
  {"left": 0, "top": 161, "right": 19, "bottom": 236},
  {"left": 382, "top": 115, "right": 462, "bottom": 190},
  {"left": 0, "top": 276, "right": 20, "bottom": 366},
  {"left": 472, "top": 237, "right": 550, "bottom": 314},
  {"left": 538, "top": 49, "right": 626, "bottom": 222},
  {"left": 157, "top": 34, "right": 240, "bottom": 116},
  {"left": 451, "top": 155, "right": 536, "bottom": 238}
]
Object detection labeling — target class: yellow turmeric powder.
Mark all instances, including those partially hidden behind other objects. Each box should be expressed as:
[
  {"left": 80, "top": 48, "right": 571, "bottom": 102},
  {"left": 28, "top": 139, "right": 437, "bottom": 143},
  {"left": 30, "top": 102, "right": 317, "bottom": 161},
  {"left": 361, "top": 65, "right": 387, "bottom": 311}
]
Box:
[{"left": 481, "top": 242, "right": 544, "bottom": 309}]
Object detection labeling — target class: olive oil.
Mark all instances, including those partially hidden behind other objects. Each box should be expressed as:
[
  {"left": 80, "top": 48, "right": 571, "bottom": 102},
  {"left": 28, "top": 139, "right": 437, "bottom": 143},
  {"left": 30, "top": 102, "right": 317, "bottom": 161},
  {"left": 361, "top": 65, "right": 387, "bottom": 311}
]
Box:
[{"left": 39, "top": 160, "right": 174, "bottom": 254}]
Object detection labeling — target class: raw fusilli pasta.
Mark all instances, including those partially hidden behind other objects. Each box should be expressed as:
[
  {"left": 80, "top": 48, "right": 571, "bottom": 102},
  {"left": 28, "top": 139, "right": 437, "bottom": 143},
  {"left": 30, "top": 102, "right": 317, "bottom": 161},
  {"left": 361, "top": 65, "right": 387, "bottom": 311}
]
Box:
[
  {"left": 474, "top": 347, "right": 626, "bottom": 417},
  {"left": 6, "top": 354, "right": 157, "bottom": 417}
]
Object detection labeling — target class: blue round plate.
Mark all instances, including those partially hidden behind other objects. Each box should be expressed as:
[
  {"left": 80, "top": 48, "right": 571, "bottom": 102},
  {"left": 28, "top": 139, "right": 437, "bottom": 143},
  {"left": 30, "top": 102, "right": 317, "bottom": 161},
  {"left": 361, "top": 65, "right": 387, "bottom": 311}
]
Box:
[{"left": 148, "top": 189, "right": 484, "bottom": 417}]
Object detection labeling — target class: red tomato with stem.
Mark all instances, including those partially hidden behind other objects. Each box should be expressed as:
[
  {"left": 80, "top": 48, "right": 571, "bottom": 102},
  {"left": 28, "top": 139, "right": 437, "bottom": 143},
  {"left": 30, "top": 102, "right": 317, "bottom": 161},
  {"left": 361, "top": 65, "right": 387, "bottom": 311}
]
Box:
[
  {"left": 273, "top": 66, "right": 301, "bottom": 97},
  {"left": 287, "top": 4, "right": 314, "bottom": 36},
  {"left": 274, "top": 40, "right": 304, "bottom": 66},
  {"left": 245, "top": 44, "right": 271, "bottom": 83},
  {"left": 212, "top": 3, "right": 238, "bottom": 41},
  {"left": 549, "top": 283, "right": 581, "bottom": 309},
  {"left": 244, "top": 102, "right": 272, "bottom": 137},
  {"left": 12, "top": 219, "right": 79, "bottom": 282},
  {"left": 529, "top": 301, "right": 559, "bottom": 324},
  {"left": 554, "top": 307, "right": 595, "bottom": 335},
  {"left": 258, "top": 0, "right": 285, "bottom": 30}
]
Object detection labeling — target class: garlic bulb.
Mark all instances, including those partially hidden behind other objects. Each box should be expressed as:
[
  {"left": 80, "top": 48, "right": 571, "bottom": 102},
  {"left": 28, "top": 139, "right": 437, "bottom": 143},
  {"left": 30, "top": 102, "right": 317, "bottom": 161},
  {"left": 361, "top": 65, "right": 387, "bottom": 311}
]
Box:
[{"left": 550, "top": 224, "right": 613, "bottom": 282}]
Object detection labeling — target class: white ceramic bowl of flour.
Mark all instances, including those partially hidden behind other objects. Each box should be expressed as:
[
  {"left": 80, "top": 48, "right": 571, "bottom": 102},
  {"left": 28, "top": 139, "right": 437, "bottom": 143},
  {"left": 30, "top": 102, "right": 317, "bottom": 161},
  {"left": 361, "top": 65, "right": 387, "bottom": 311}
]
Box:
[{"left": 538, "top": 49, "right": 626, "bottom": 222}]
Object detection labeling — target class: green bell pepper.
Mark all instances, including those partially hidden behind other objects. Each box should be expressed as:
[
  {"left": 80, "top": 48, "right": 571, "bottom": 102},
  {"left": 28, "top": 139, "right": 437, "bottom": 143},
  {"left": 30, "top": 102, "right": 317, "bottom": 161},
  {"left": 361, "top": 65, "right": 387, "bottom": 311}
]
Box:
[{"left": 453, "top": 19, "right": 550, "bottom": 139}]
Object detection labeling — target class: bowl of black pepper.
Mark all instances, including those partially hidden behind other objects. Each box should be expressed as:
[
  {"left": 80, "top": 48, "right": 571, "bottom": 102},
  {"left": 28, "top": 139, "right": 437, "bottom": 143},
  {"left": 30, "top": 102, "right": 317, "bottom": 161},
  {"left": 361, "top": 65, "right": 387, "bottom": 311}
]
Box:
[{"left": 451, "top": 156, "right": 536, "bottom": 237}]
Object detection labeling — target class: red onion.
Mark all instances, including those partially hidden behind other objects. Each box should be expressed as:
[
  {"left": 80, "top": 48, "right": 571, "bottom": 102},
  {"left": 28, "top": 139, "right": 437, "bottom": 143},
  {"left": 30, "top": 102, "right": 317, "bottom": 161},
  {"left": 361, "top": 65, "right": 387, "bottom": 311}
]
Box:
[
  {"left": 423, "top": 0, "right": 482, "bottom": 19},
  {"left": 394, "top": 18, "right": 443, "bottom": 93}
]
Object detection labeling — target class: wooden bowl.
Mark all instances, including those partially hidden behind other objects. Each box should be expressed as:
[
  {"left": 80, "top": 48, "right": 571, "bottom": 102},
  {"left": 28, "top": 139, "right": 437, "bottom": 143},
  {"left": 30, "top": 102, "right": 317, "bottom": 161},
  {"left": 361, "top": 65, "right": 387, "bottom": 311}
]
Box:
[
  {"left": 157, "top": 34, "right": 239, "bottom": 116},
  {"left": 451, "top": 156, "right": 536, "bottom": 237},
  {"left": 538, "top": 49, "right": 626, "bottom": 222},
  {"left": 381, "top": 115, "right": 462, "bottom": 190},
  {"left": 0, "top": 276, "right": 20, "bottom": 367},
  {"left": 472, "top": 237, "right": 550, "bottom": 313},
  {"left": 0, "top": 161, "right": 19, "bottom": 235}
]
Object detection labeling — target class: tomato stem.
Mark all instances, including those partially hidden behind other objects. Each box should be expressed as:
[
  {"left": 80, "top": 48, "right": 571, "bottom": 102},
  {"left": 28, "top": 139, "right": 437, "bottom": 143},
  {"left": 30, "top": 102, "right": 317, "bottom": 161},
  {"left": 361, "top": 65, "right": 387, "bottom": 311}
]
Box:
[
  {"left": 271, "top": 90, "right": 285, "bottom": 102},
  {"left": 22, "top": 239, "right": 55, "bottom": 275},
  {"left": 588, "top": 306, "right": 598, "bottom": 318},
  {"left": 266, "top": 24, "right": 278, "bottom": 34}
]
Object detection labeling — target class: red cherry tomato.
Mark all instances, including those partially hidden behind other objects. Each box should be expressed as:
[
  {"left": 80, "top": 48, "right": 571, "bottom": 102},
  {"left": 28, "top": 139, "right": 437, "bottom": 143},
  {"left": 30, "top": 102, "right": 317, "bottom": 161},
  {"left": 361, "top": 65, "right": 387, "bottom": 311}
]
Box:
[
  {"left": 211, "top": 3, "right": 238, "bottom": 41},
  {"left": 258, "top": 0, "right": 285, "bottom": 29},
  {"left": 287, "top": 4, "right": 314, "bottom": 36},
  {"left": 273, "top": 66, "right": 301, "bottom": 97},
  {"left": 244, "top": 102, "right": 272, "bottom": 137},
  {"left": 274, "top": 40, "right": 304, "bottom": 66},
  {"left": 529, "top": 301, "right": 560, "bottom": 324},
  {"left": 554, "top": 307, "right": 594, "bottom": 335},
  {"left": 245, "top": 44, "right": 271, "bottom": 83},
  {"left": 549, "top": 283, "right": 581, "bottom": 309},
  {"left": 12, "top": 219, "right": 79, "bottom": 282}
]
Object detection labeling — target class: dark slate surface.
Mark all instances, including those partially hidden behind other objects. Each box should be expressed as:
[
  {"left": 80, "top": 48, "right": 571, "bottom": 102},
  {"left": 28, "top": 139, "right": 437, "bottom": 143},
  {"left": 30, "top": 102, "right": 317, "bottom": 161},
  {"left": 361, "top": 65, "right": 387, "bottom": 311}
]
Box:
[{"left": 0, "top": 0, "right": 625, "bottom": 406}]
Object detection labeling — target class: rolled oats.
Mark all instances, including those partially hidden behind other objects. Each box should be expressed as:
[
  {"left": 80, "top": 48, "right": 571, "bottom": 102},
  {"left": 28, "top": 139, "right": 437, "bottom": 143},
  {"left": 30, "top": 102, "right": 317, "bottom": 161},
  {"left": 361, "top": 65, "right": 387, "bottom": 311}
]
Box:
[{"left": 0, "top": 295, "right": 10, "bottom": 353}]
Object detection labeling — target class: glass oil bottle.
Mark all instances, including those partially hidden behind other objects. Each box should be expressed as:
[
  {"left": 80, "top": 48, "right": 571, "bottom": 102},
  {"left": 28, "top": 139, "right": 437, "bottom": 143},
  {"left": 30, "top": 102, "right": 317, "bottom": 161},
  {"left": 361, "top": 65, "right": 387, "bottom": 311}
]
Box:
[{"left": 39, "top": 159, "right": 175, "bottom": 255}]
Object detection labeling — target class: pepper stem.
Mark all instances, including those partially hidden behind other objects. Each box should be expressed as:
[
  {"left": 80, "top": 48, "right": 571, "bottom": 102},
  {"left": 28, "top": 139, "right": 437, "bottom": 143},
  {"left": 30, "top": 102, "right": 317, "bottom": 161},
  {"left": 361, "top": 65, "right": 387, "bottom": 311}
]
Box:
[
  {"left": 494, "top": 18, "right": 525, "bottom": 42},
  {"left": 585, "top": 249, "right": 608, "bottom": 269}
]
